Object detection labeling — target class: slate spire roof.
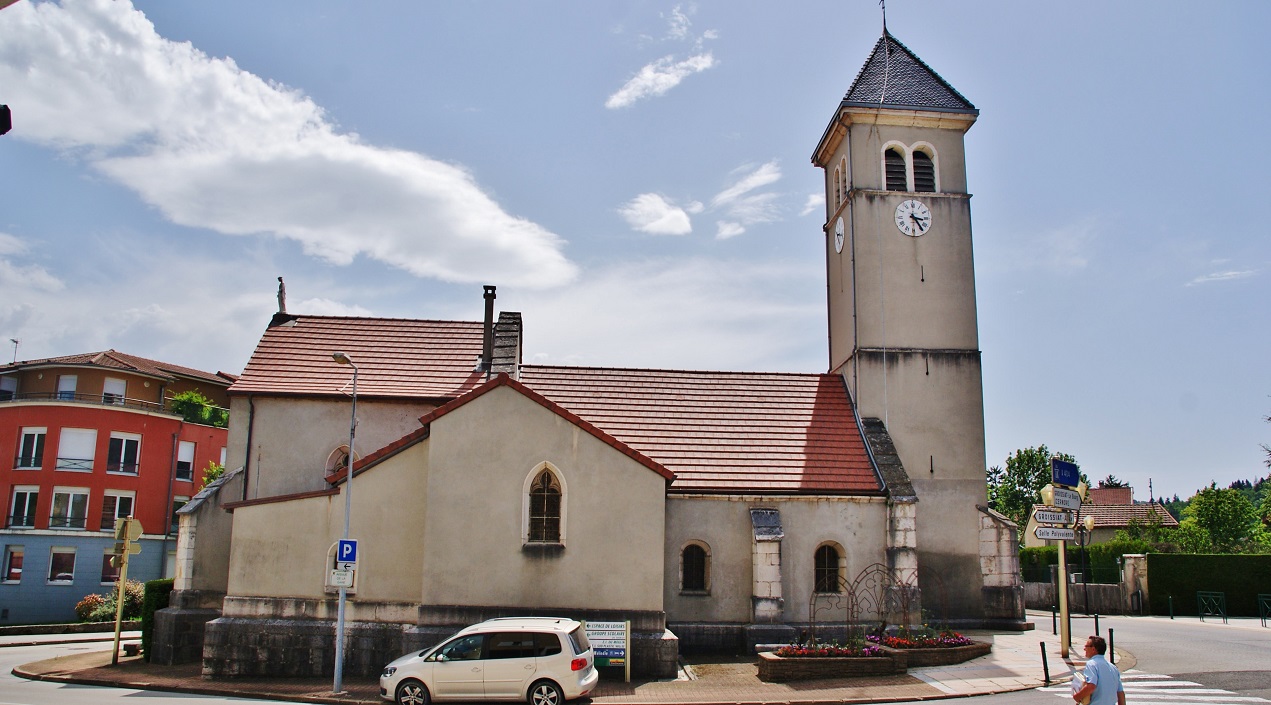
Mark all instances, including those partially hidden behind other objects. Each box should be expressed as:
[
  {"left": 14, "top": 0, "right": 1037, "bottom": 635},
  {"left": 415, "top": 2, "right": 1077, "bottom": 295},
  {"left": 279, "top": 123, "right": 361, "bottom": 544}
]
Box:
[{"left": 841, "top": 31, "right": 976, "bottom": 114}]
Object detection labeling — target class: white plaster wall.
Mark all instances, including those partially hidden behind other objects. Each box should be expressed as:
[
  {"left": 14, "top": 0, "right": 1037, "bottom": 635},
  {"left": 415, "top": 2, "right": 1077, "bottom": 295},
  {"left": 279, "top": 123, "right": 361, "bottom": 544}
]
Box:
[
  {"left": 226, "top": 395, "right": 436, "bottom": 499},
  {"left": 664, "top": 495, "right": 887, "bottom": 624},
  {"left": 420, "top": 385, "right": 667, "bottom": 612}
]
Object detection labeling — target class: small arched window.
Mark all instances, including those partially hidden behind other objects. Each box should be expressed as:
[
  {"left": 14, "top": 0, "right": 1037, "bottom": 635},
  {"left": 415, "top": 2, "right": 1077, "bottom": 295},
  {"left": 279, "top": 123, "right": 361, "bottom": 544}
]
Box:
[
  {"left": 912, "top": 151, "right": 935, "bottom": 192},
  {"left": 832, "top": 166, "right": 841, "bottom": 208},
  {"left": 325, "top": 446, "right": 355, "bottom": 479},
  {"left": 527, "top": 470, "right": 562, "bottom": 543},
  {"left": 884, "top": 148, "right": 907, "bottom": 191},
  {"left": 814, "top": 544, "right": 843, "bottom": 593},
  {"left": 681, "top": 542, "right": 710, "bottom": 593}
]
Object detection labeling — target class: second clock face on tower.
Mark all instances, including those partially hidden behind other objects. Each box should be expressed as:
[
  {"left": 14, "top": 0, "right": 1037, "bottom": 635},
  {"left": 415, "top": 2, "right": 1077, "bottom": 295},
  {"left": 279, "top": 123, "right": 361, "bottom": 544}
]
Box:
[{"left": 894, "top": 199, "right": 932, "bottom": 237}]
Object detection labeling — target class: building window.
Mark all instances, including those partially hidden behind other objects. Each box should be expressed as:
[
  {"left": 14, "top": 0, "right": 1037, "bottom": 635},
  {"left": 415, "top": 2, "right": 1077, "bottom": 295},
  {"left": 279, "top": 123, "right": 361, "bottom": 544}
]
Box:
[
  {"left": 100, "top": 550, "right": 120, "bottom": 584},
  {"left": 103, "top": 377, "right": 126, "bottom": 406},
  {"left": 884, "top": 148, "right": 907, "bottom": 191},
  {"left": 815, "top": 544, "right": 844, "bottom": 593},
  {"left": 171, "top": 496, "right": 189, "bottom": 534},
  {"left": 8, "top": 486, "right": 38, "bottom": 528},
  {"left": 56, "top": 428, "right": 97, "bottom": 472},
  {"left": 100, "top": 492, "right": 135, "bottom": 532},
  {"left": 0, "top": 376, "right": 15, "bottom": 401},
  {"left": 176, "top": 441, "right": 195, "bottom": 481},
  {"left": 16, "top": 427, "right": 46, "bottom": 469},
  {"left": 912, "top": 150, "right": 936, "bottom": 192},
  {"left": 3, "top": 546, "right": 22, "bottom": 582},
  {"left": 526, "top": 468, "right": 562, "bottom": 544},
  {"left": 681, "top": 542, "right": 710, "bottom": 593},
  {"left": 50, "top": 488, "right": 89, "bottom": 530},
  {"left": 107, "top": 433, "right": 141, "bottom": 474},
  {"left": 57, "top": 374, "right": 77, "bottom": 400},
  {"left": 47, "top": 547, "right": 76, "bottom": 583}
]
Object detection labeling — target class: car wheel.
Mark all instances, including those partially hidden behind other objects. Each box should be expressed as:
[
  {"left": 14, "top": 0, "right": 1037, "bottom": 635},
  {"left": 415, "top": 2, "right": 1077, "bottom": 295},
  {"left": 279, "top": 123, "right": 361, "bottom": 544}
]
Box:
[
  {"left": 528, "top": 679, "right": 564, "bottom": 705},
  {"left": 395, "top": 678, "right": 430, "bottom": 705}
]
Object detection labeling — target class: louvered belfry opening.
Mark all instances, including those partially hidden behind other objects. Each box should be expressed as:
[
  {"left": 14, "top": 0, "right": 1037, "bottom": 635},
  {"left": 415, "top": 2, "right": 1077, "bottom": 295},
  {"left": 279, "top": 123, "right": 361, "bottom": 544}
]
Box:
[
  {"left": 913, "top": 151, "right": 935, "bottom": 192},
  {"left": 884, "top": 148, "right": 907, "bottom": 191}
]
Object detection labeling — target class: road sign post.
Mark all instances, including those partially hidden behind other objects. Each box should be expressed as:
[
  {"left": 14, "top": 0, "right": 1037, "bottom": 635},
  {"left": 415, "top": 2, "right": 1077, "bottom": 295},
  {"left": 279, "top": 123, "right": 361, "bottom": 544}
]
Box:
[{"left": 110, "top": 517, "right": 142, "bottom": 665}]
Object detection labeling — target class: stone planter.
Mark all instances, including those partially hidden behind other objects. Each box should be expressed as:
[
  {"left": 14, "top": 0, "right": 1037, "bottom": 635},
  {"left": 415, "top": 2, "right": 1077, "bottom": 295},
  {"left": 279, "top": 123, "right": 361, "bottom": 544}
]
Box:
[
  {"left": 756, "top": 650, "right": 904, "bottom": 682},
  {"left": 878, "top": 640, "right": 991, "bottom": 668}
]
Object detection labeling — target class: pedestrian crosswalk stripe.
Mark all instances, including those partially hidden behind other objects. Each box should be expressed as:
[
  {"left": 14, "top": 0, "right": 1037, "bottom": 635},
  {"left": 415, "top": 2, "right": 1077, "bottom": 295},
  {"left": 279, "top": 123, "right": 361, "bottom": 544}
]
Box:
[{"left": 1042, "top": 670, "right": 1270, "bottom": 705}]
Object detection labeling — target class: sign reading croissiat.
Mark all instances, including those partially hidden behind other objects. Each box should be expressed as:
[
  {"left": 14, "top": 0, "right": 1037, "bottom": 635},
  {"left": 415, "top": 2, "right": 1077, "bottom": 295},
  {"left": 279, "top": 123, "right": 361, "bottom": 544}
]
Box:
[{"left": 1034, "top": 509, "right": 1074, "bottom": 525}]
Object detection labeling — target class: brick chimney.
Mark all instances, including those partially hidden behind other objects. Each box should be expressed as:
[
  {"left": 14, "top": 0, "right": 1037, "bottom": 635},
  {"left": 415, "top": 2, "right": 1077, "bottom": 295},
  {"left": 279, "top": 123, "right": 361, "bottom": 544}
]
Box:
[{"left": 480, "top": 285, "right": 496, "bottom": 373}]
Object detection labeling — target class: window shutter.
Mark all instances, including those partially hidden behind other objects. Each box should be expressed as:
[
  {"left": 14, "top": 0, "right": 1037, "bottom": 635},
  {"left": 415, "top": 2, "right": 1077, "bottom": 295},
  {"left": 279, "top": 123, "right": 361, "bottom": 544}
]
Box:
[
  {"left": 913, "top": 151, "right": 935, "bottom": 192},
  {"left": 885, "top": 148, "right": 907, "bottom": 191}
]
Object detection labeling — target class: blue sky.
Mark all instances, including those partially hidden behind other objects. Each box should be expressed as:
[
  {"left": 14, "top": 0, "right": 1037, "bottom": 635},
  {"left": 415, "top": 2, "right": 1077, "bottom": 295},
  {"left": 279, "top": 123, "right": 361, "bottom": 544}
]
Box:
[{"left": 1, "top": 0, "right": 1267, "bottom": 500}]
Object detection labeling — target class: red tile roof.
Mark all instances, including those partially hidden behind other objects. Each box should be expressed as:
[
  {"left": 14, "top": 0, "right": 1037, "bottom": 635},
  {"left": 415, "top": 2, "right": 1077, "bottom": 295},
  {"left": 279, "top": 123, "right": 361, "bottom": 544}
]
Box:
[
  {"left": 229, "top": 316, "right": 488, "bottom": 399},
  {"left": 336, "top": 373, "right": 675, "bottom": 485},
  {"left": 1083, "top": 503, "right": 1179, "bottom": 529},
  {"left": 2, "top": 349, "right": 232, "bottom": 387},
  {"left": 519, "top": 366, "right": 880, "bottom": 496}
]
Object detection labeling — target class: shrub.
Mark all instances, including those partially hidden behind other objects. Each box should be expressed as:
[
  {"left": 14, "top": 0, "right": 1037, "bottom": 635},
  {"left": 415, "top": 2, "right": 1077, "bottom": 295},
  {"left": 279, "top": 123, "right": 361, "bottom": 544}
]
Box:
[
  {"left": 867, "top": 626, "right": 974, "bottom": 649},
  {"left": 775, "top": 641, "right": 884, "bottom": 658},
  {"left": 141, "top": 578, "right": 175, "bottom": 661},
  {"left": 75, "top": 580, "right": 144, "bottom": 622}
]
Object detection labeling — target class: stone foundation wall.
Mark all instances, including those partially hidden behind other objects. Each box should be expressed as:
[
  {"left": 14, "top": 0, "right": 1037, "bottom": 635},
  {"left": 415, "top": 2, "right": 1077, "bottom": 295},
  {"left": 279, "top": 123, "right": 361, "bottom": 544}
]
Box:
[
  {"left": 152, "top": 608, "right": 221, "bottom": 666},
  {"left": 757, "top": 651, "right": 902, "bottom": 682}
]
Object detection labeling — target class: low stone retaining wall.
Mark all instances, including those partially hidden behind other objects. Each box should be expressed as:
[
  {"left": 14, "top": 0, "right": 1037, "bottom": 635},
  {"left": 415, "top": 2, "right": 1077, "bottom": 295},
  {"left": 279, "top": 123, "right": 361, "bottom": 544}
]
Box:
[
  {"left": 0, "top": 621, "right": 132, "bottom": 636},
  {"left": 880, "top": 640, "right": 991, "bottom": 667},
  {"left": 757, "top": 651, "right": 903, "bottom": 682}
]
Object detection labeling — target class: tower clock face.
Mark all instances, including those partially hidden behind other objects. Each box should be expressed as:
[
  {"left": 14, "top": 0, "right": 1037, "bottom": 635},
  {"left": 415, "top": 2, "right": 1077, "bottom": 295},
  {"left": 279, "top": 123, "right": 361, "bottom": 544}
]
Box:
[
  {"left": 834, "top": 217, "right": 845, "bottom": 253},
  {"left": 894, "top": 199, "right": 932, "bottom": 237}
]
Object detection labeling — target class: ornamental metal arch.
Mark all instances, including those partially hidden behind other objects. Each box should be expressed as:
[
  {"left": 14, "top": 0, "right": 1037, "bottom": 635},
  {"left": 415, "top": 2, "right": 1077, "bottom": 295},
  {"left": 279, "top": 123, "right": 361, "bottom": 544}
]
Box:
[{"left": 807, "top": 562, "right": 922, "bottom": 644}]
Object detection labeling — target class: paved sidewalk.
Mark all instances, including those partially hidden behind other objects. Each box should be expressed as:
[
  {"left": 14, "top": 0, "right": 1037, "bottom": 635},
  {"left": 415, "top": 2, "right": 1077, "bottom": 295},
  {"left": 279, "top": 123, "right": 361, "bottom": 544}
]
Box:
[{"left": 14, "top": 624, "right": 1131, "bottom": 705}]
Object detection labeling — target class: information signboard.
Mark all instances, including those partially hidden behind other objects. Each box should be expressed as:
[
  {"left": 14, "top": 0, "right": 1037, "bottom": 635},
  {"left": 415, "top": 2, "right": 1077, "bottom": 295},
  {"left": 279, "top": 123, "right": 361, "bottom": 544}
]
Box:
[
  {"left": 1051, "top": 487, "right": 1081, "bottom": 510},
  {"left": 1051, "top": 458, "right": 1081, "bottom": 488},
  {"left": 1035, "top": 526, "right": 1076, "bottom": 541},
  {"left": 1034, "top": 509, "right": 1073, "bottom": 525},
  {"left": 584, "top": 620, "right": 631, "bottom": 681}
]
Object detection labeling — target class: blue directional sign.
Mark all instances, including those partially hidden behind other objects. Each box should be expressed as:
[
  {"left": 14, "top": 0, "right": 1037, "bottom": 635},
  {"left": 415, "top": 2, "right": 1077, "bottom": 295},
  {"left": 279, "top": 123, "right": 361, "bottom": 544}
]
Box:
[
  {"left": 336, "top": 539, "right": 358, "bottom": 565},
  {"left": 1051, "top": 459, "right": 1080, "bottom": 488}
]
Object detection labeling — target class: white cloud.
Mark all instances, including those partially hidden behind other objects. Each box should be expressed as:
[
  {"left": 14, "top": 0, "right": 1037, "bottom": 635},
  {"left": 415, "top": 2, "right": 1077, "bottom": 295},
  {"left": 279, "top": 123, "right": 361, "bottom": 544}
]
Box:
[
  {"left": 0, "top": 0, "right": 577, "bottom": 289},
  {"left": 1185, "top": 270, "right": 1256, "bottom": 286},
  {"left": 605, "top": 53, "right": 717, "bottom": 109},
  {"left": 800, "top": 193, "right": 824, "bottom": 217},
  {"left": 618, "top": 193, "right": 701, "bottom": 235},
  {"left": 508, "top": 258, "right": 825, "bottom": 373},
  {"left": 663, "top": 5, "right": 692, "bottom": 41},
  {"left": 0, "top": 232, "right": 29, "bottom": 256},
  {"left": 715, "top": 222, "right": 745, "bottom": 240}
]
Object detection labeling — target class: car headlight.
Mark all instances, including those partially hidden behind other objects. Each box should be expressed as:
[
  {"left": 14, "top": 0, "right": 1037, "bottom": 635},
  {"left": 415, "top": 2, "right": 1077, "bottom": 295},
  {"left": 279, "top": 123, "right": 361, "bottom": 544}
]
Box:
[{"left": 381, "top": 667, "right": 397, "bottom": 677}]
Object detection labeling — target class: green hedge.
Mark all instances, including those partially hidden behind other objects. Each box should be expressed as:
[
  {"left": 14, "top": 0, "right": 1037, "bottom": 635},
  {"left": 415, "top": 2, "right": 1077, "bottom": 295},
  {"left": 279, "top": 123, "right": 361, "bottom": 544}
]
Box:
[
  {"left": 140, "top": 578, "right": 174, "bottom": 661},
  {"left": 1146, "top": 554, "right": 1271, "bottom": 617},
  {"left": 1020, "top": 540, "right": 1149, "bottom": 584}
]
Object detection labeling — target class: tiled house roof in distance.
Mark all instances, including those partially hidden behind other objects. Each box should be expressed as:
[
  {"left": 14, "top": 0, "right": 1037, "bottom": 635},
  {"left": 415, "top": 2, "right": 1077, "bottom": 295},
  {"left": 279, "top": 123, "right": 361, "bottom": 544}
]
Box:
[
  {"left": 520, "top": 366, "right": 881, "bottom": 495},
  {"left": 1, "top": 349, "right": 231, "bottom": 386},
  {"left": 1084, "top": 502, "right": 1179, "bottom": 529},
  {"left": 842, "top": 31, "right": 976, "bottom": 114},
  {"left": 229, "top": 316, "right": 487, "bottom": 399}
]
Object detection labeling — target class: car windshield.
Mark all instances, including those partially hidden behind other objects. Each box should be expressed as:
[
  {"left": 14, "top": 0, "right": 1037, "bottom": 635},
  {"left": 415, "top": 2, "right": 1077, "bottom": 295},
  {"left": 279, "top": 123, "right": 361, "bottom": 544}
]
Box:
[{"left": 567, "top": 626, "right": 590, "bottom": 655}]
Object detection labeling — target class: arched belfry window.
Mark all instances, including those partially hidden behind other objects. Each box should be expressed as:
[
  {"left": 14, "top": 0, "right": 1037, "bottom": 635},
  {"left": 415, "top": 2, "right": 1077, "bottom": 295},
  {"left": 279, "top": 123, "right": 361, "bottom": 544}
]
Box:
[
  {"left": 912, "top": 150, "right": 935, "bottom": 192},
  {"left": 527, "top": 469, "right": 562, "bottom": 543},
  {"left": 814, "top": 543, "right": 844, "bottom": 593},
  {"left": 325, "top": 445, "right": 356, "bottom": 478},
  {"left": 884, "top": 148, "right": 907, "bottom": 191}
]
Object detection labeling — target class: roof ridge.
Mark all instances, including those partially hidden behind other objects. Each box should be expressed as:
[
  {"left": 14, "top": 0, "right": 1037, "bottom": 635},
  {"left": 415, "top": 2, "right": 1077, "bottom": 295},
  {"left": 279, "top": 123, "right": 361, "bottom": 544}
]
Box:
[{"left": 521, "top": 364, "right": 835, "bottom": 379}]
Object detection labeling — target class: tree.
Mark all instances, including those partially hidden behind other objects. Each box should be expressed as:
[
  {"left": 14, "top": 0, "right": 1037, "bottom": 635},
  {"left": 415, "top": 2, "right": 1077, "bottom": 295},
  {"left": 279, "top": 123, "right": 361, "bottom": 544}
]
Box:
[
  {"left": 1098, "top": 475, "right": 1127, "bottom": 488},
  {"left": 202, "top": 461, "right": 225, "bottom": 486},
  {"left": 1262, "top": 412, "right": 1270, "bottom": 468},
  {"left": 987, "top": 445, "right": 1082, "bottom": 527},
  {"left": 168, "top": 390, "right": 229, "bottom": 428},
  {"left": 1182, "top": 484, "right": 1259, "bottom": 551}
]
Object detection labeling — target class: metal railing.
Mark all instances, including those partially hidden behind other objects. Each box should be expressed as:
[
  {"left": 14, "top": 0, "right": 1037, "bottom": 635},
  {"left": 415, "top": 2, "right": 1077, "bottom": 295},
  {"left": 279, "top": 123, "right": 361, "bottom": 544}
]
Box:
[
  {"left": 105, "top": 461, "right": 139, "bottom": 475},
  {"left": 54, "top": 457, "right": 94, "bottom": 472},
  {"left": 5, "top": 513, "right": 36, "bottom": 529},
  {"left": 48, "top": 514, "right": 88, "bottom": 530},
  {"left": 13, "top": 455, "right": 43, "bottom": 469},
  {"left": 0, "top": 391, "right": 165, "bottom": 413}
]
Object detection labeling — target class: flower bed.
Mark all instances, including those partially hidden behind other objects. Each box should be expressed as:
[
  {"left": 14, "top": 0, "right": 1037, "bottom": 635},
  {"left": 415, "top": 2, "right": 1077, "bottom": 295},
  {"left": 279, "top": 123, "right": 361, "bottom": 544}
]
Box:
[
  {"left": 866, "top": 630, "right": 991, "bottom": 668},
  {"left": 758, "top": 643, "right": 902, "bottom": 682}
]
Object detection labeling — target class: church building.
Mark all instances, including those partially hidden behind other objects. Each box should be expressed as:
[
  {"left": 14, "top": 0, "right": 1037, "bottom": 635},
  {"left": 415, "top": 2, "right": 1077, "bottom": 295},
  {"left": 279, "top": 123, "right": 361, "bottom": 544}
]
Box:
[{"left": 154, "top": 31, "right": 1024, "bottom": 679}]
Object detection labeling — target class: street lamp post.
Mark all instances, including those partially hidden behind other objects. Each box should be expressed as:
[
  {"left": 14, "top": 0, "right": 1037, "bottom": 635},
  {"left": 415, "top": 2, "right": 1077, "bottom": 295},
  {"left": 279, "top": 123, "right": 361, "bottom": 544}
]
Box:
[
  {"left": 1076, "top": 513, "right": 1095, "bottom": 615},
  {"left": 331, "top": 352, "right": 358, "bottom": 695}
]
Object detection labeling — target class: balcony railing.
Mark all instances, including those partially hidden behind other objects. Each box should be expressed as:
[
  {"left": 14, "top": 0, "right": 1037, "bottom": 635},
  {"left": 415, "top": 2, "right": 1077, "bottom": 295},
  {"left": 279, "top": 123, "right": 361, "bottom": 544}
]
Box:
[
  {"left": 48, "top": 514, "right": 88, "bottom": 530},
  {"left": 5, "top": 513, "right": 36, "bottom": 529},
  {"left": 13, "top": 455, "right": 43, "bottom": 469},
  {"left": 55, "top": 457, "right": 94, "bottom": 472},
  {"left": 0, "top": 391, "right": 229, "bottom": 427},
  {"left": 106, "top": 461, "right": 139, "bottom": 475}
]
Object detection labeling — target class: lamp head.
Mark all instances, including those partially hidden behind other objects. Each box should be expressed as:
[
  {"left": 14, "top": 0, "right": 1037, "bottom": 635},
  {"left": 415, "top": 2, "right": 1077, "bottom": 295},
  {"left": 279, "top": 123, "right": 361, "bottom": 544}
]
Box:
[
  {"left": 1039, "top": 484, "right": 1054, "bottom": 507},
  {"left": 1084, "top": 514, "right": 1096, "bottom": 532},
  {"left": 332, "top": 352, "right": 353, "bottom": 366}
]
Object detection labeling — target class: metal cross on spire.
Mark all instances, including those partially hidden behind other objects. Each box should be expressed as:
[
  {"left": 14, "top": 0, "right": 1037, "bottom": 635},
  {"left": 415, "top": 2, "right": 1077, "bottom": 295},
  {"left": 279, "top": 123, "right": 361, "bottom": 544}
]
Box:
[{"left": 880, "top": 0, "right": 887, "bottom": 33}]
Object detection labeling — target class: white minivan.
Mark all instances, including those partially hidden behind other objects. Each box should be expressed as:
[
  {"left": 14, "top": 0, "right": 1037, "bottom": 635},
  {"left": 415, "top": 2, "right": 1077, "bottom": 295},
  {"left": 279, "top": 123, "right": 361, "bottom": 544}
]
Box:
[{"left": 380, "top": 617, "right": 598, "bottom": 705}]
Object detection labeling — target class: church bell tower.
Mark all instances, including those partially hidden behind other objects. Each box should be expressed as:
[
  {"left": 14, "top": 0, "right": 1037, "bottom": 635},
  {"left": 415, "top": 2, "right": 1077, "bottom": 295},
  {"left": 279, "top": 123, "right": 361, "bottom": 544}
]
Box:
[{"left": 812, "top": 32, "right": 999, "bottom": 620}]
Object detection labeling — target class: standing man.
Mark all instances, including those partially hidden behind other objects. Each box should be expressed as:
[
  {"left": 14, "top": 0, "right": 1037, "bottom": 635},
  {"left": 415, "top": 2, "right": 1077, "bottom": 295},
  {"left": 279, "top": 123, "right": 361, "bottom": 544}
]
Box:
[{"left": 1074, "top": 635, "right": 1124, "bottom": 705}]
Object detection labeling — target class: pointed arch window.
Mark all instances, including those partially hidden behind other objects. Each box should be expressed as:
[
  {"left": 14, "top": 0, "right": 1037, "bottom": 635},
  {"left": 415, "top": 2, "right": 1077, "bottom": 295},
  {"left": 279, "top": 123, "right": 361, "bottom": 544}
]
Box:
[
  {"left": 884, "top": 148, "right": 907, "bottom": 191},
  {"left": 527, "top": 470, "right": 562, "bottom": 543},
  {"left": 912, "top": 151, "right": 935, "bottom": 192}
]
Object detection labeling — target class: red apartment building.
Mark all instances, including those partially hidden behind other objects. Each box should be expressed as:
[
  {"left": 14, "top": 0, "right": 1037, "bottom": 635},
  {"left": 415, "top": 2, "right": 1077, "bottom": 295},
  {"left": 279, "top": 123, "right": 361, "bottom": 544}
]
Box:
[{"left": 0, "top": 350, "right": 233, "bottom": 623}]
